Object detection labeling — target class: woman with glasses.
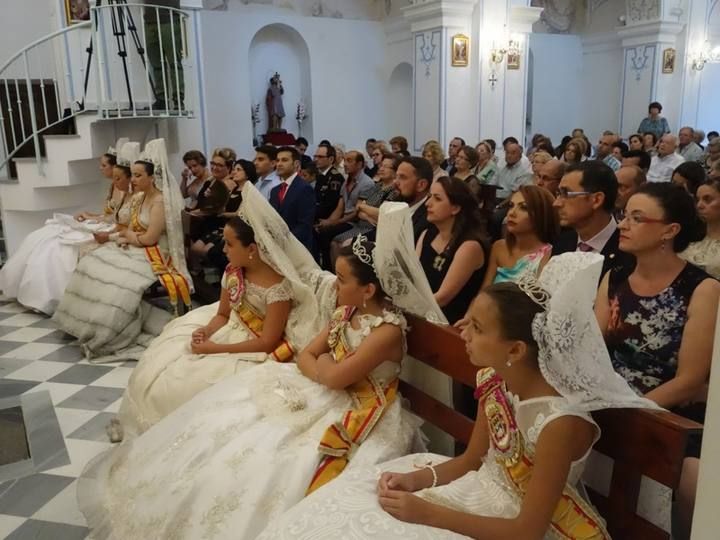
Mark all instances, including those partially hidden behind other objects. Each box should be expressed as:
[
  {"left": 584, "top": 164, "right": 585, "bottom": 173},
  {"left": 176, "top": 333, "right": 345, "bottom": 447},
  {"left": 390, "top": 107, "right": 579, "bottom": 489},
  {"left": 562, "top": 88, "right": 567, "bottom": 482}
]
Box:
[
  {"left": 453, "top": 145, "right": 482, "bottom": 200},
  {"left": 681, "top": 178, "right": 720, "bottom": 279},
  {"left": 595, "top": 182, "right": 719, "bottom": 540}
]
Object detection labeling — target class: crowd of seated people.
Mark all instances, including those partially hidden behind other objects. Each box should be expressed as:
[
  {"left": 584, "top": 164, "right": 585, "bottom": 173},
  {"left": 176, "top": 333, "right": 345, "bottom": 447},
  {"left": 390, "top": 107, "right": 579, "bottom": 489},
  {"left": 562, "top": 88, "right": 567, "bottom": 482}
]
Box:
[{"left": 4, "top": 115, "right": 720, "bottom": 540}]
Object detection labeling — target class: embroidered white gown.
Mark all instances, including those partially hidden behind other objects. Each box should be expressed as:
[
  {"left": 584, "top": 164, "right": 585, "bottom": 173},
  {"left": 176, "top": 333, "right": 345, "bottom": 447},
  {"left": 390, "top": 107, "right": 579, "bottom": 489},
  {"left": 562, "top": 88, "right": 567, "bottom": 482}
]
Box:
[
  {"left": 78, "top": 309, "right": 422, "bottom": 540},
  {"left": 117, "top": 271, "right": 294, "bottom": 438},
  {"left": 256, "top": 394, "right": 600, "bottom": 540},
  {"left": 0, "top": 194, "right": 130, "bottom": 315}
]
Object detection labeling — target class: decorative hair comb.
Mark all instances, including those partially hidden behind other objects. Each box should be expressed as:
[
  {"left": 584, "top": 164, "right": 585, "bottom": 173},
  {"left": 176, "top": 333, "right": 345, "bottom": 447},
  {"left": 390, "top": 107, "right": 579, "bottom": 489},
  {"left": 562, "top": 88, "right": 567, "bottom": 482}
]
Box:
[
  {"left": 516, "top": 273, "right": 551, "bottom": 310},
  {"left": 352, "top": 235, "right": 373, "bottom": 266}
]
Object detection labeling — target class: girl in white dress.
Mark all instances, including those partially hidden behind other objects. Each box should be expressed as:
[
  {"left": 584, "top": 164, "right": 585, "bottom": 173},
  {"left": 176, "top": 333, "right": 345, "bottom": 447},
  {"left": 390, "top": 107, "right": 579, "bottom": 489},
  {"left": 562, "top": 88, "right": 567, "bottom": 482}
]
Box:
[
  {"left": 0, "top": 141, "right": 138, "bottom": 314},
  {"left": 77, "top": 205, "right": 436, "bottom": 540},
  {"left": 53, "top": 139, "right": 192, "bottom": 361},
  {"left": 116, "top": 182, "right": 337, "bottom": 439},
  {"left": 257, "top": 253, "right": 658, "bottom": 540}
]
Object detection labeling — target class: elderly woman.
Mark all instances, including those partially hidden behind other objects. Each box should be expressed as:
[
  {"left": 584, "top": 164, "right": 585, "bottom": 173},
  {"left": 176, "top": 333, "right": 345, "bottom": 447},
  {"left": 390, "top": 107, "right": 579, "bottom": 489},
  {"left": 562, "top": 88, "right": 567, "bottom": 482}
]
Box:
[
  {"left": 638, "top": 101, "right": 671, "bottom": 140},
  {"left": 530, "top": 150, "right": 553, "bottom": 185},
  {"left": 474, "top": 140, "right": 497, "bottom": 184}
]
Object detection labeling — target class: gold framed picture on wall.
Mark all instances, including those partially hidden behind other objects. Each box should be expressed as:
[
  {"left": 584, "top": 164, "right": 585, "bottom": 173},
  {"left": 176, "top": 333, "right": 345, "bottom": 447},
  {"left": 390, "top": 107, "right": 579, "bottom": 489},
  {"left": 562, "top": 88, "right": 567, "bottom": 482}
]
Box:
[
  {"left": 507, "top": 51, "right": 520, "bottom": 70},
  {"left": 65, "top": 0, "right": 91, "bottom": 25},
  {"left": 451, "top": 34, "right": 469, "bottom": 67},
  {"left": 662, "top": 48, "right": 676, "bottom": 74}
]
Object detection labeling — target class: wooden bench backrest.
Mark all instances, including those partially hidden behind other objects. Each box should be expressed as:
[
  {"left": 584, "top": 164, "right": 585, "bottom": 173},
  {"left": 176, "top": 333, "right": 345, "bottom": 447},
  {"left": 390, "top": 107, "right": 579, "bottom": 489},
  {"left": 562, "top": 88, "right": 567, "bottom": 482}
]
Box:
[{"left": 403, "top": 314, "right": 702, "bottom": 540}]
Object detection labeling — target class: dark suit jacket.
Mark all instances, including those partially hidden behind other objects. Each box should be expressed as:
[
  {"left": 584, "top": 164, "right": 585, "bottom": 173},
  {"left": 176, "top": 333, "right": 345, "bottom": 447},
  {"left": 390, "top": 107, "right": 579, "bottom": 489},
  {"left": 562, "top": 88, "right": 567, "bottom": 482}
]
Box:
[
  {"left": 552, "top": 227, "right": 634, "bottom": 279},
  {"left": 314, "top": 168, "right": 344, "bottom": 220},
  {"left": 270, "top": 177, "right": 316, "bottom": 252},
  {"left": 366, "top": 197, "right": 429, "bottom": 244}
]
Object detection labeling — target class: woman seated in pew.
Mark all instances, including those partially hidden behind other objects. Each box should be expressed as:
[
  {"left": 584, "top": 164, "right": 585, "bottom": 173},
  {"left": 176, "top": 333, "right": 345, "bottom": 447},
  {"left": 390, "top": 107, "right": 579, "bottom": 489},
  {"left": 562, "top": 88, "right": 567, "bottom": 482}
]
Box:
[
  {"left": 481, "top": 184, "right": 558, "bottom": 287},
  {"left": 0, "top": 142, "right": 138, "bottom": 315},
  {"left": 191, "top": 159, "right": 257, "bottom": 273},
  {"left": 257, "top": 252, "right": 656, "bottom": 540},
  {"left": 595, "top": 182, "right": 720, "bottom": 540},
  {"left": 53, "top": 139, "right": 193, "bottom": 362},
  {"left": 681, "top": 178, "right": 720, "bottom": 279},
  {"left": 115, "top": 182, "right": 334, "bottom": 439},
  {"left": 179, "top": 149, "right": 210, "bottom": 207},
  {"left": 78, "top": 203, "right": 439, "bottom": 540},
  {"left": 418, "top": 177, "right": 487, "bottom": 325}
]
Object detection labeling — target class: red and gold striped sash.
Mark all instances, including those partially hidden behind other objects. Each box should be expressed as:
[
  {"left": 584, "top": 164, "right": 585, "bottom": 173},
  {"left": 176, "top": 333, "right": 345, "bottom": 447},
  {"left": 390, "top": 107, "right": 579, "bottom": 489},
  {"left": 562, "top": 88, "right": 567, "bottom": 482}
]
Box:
[
  {"left": 144, "top": 245, "right": 192, "bottom": 312},
  {"left": 234, "top": 301, "right": 294, "bottom": 362},
  {"left": 305, "top": 306, "right": 399, "bottom": 495},
  {"left": 477, "top": 368, "right": 609, "bottom": 540}
]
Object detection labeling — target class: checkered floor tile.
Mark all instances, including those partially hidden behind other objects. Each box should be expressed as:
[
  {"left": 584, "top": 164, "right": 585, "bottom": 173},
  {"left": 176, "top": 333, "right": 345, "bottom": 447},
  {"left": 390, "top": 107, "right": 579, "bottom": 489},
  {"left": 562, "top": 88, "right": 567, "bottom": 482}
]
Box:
[{"left": 0, "top": 300, "right": 134, "bottom": 539}]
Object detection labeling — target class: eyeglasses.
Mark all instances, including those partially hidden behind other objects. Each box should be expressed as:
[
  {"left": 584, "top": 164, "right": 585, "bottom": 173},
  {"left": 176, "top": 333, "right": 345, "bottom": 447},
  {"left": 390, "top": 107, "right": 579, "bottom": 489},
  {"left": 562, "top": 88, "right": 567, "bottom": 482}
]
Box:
[
  {"left": 621, "top": 213, "right": 667, "bottom": 226},
  {"left": 557, "top": 187, "right": 591, "bottom": 199}
]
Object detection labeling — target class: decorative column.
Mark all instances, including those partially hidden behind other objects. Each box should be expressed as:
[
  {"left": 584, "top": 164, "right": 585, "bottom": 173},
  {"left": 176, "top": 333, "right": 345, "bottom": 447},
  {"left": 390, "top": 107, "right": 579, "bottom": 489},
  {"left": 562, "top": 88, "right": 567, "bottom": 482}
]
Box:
[
  {"left": 617, "top": 0, "right": 687, "bottom": 135},
  {"left": 477, "top": 3, "right": 541, "bottom": 146},
  {"left": 402, "top": 0, "right": 477, "bottom": 152}
]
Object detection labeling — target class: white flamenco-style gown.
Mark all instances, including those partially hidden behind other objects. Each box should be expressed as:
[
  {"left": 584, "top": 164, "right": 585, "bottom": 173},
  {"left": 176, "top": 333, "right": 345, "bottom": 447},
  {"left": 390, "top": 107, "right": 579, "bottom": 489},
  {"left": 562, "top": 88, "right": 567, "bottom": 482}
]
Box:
[
  {"left": 117, "top": 270, "right": 295, "bottom": 438},
  {"left": 0, "top": 202, "right": 129, "bottom": 315},
  {"left": 256, "top": 393, "right": 603, "bottom": 540},
  {"left": 78, "top": 309, "right": 422, "bottom": 540}
]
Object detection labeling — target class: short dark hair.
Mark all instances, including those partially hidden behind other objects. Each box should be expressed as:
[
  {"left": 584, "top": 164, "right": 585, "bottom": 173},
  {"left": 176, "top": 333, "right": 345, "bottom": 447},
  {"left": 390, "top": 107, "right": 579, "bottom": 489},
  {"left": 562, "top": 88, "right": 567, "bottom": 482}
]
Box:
[
  {"left": 565, "top": 160, "right": 618, "bottom": 212},
  {"left": 255, "top": 145, "right": 278, "bottom": 161},
  {"left": 398, "top": 156, "right": 434, "bottom": 184},
  {"left": 648, "top": 101, "right": 663, "bottom": 113},
  {"left": 234, "top": 159, "right": 258, "bottom": 185},
  {"left": 319, "top": 139, "right": 332, "bottom": 146},
  {"left": 134, "top": 160, "right": 155, "bottom": 176},
  {"left": 316, "top": 143, "right": 336, "bottom": 161},
  {"left": 389, "top": 136, "right": 409, "bottom": 152},
  {"left": 708, "top": 131, "right": 719, "bottom": 139},
  {"left": 182, "top": 150, "right": 207, "bottom": 166},
  {"left": 365, "top": 138, "right": 377, "bottom": 144},
  {"left": 612, "top": 141, "right": 628, "bottom": 154},
  {"left": 301, "top": 161, "right": 318, "bottom": 176},
  {"left": 277, "top": 146, "right": 301, "bottom": 162},
  {"left": 345, "top": 150, "right": 365, "bottom": 167},
  {"left": 621, "top": 149, "right": 652, "bottom": 171},
  {"left": 502, "top": 136, "right": 519, "bottom": 147},
  {"left": 634, "top": 182, "right": 705, "bottom": 252},
  {"left": 295, "top": 137, "right": 309, "bottom": 147},
  {"left": 226, "top": 216, "right": 256, "bottom": 247},
  {"left": 642, "top": 132, "right": 658, "bottom": 145},
  {"left": 673, "top": 161, "right": 707, "bottom": 196}
]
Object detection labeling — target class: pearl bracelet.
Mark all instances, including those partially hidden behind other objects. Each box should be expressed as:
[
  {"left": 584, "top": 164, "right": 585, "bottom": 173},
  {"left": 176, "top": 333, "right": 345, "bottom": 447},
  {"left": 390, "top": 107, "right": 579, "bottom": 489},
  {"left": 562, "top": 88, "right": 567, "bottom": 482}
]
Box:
[{"left": 424, "top": 464, "right": 438, "bottom": 488}]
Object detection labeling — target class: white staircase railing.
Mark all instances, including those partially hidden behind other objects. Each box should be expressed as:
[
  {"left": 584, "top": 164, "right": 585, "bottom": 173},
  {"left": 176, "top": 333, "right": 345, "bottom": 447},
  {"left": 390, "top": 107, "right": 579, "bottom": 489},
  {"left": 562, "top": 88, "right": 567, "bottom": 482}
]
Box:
[
  {"left": 0, "top": 21, "right": 92, "bottom": 178},
  {"left": 0, "top": 2, "right": 196, "bottom": 179}
]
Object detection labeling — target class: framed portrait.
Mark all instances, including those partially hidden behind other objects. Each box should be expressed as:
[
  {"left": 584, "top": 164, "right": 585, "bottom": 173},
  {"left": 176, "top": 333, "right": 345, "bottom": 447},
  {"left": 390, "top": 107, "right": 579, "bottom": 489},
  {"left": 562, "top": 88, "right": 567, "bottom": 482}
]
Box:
[
  {"left": 507, "top": 51, "right": 520, "bottom": 70},
  {"left": 662, "top": 48, "right": 676, "bottom": 74},
  {"left": 65, "top": 0, "right": 91, "bottom": 25},
  {"left": 451, "top": 34, "right": 469, "bottom": 67}
]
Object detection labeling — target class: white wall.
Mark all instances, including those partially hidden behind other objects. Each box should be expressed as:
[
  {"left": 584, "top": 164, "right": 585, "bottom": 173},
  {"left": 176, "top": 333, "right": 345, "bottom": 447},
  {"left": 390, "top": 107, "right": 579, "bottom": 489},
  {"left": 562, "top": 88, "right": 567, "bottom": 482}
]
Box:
[
  {"left": 387, "top": 63, "right": 413, "bottom": 146},
  {"left": 579, "top": 35, "right": 623, "bottom": 142},
  {"left": 528, "top": 33, "right": 582, "bottom": 144},
  {"left": 199, "top": 6, "right": 390, "bottom": 158}
]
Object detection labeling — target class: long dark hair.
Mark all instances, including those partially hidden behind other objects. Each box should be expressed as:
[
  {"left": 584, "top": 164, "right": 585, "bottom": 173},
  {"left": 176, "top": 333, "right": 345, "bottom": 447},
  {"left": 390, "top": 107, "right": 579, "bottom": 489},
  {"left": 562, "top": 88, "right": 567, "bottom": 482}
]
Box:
[
  {"left": 436, "top": 176, "right": 487, "bottom": 255},
  {"left": 226, "top": 216, "right": 256, "bottom": 247},
  {"left": 506, "top": 185, "right": 559, "bottom": 250}
]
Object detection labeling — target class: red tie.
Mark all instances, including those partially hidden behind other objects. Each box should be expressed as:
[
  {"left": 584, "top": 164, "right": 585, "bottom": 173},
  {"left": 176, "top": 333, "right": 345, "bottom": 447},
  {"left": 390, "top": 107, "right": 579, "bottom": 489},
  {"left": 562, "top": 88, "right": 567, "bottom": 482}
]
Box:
[
  {"left": 278, "top": 182, "right": 288, "bottom": 204},
  {"left": 578, "top": 242, "right": 594, "bottom": 252}
]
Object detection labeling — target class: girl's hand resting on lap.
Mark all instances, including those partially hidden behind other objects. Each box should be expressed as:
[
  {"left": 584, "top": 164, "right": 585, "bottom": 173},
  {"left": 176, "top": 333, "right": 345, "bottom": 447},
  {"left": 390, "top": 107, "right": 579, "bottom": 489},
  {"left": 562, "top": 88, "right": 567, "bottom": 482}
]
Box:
[
  {"left": 191, "top": 327, "right": 207, "bottom": 344},
  {"left": 378, "top": 489, "right": 435, "bottom": 525},
  {"left": 93, "top": 232, "right": 110, "bottom": 244},
  {"left": 378, "top": 471, "right": 419, "bottom": 493},
  {"left": 191, "top": 339, "right": 219, "bottom": 355}
]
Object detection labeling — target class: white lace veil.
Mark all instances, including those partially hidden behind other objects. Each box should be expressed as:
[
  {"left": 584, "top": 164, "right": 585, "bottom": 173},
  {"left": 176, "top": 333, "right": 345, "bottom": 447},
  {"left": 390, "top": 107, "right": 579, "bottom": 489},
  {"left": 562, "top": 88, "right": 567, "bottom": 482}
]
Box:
[
  {"left": 116, "top": 141, "right": 140, "bottom": 167},
  {"left": 531, "top": 252, "right": 659, "bottom": 413},
  {"left": 108, "top": 137, "right": 129, "bottom": 158},
  {"left": 374, "top": 202, "right": 447, "bottom": 324},
  {"left": 237, "top": 182, "right": 337, "bottom": 348},
  {"left": 138, "top": 138, "right": 192, "bottom": 291}
]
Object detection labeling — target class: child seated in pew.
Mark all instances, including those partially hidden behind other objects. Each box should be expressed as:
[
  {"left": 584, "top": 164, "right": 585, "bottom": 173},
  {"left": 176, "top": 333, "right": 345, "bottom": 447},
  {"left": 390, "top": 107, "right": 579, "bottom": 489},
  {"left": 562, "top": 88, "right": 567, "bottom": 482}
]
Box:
[{"left": 257, "top": 252, "right": 657, "bottom": 540}]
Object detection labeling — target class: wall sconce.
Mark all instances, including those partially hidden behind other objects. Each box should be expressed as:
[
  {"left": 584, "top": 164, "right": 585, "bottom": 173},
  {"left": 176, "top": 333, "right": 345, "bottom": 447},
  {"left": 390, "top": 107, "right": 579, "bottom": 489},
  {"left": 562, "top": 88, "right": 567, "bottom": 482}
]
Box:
[
  {"left": 690, "top": 41, "right": 720, "bottom": 71},
  {"left": 488, "top": 39, "right": 522, "bottom": 88}
]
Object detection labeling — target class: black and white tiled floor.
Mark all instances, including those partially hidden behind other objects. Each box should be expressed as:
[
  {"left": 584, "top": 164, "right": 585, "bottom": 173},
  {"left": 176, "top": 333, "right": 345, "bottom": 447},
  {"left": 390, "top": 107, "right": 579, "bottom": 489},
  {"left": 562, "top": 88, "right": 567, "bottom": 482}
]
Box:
[{"left": 0, "top": 300, "right": 133, "bottom": 539}]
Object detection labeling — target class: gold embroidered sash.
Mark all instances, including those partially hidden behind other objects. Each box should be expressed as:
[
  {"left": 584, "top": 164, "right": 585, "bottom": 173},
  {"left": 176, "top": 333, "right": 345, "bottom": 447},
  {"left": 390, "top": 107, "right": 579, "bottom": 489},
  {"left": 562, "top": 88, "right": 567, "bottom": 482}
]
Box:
[
  {"left": 130, "top": 195, "right": 191, "bottom": 312},
  {"left": 476, "top": 368, "right": 610, "bottom": 540},
  {"left": 224, "top": 266, "right": 293, "bottom": 362},
  {"left": 306, "top": 306, "right": 399, "bottom": 495}
]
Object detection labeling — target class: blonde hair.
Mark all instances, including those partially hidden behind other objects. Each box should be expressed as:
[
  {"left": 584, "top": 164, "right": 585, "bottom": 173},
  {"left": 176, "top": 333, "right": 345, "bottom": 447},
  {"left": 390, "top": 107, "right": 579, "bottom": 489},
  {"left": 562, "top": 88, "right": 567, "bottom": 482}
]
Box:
[
  {"left": 564, "top": 138, "right": 587, "bottom": 163},
  {"left": 422, "top": 141, "right": 445, "bottom": 167},
  {"left": 531, "top": 151, "right": 553, "bottom": 166},
  {"left": 212, "top": 147, "right": 237, "bottom": 166}
]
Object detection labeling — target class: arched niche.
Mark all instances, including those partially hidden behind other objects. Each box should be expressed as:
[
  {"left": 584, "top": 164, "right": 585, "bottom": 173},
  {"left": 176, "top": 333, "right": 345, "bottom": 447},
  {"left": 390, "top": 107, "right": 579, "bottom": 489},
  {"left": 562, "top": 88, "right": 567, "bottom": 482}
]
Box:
[
  {"left": 248, "top": 24, "right": 313, "bottom": 142},
  {"left": 387, "top": 62, "right": 413, "bottom": 148}
]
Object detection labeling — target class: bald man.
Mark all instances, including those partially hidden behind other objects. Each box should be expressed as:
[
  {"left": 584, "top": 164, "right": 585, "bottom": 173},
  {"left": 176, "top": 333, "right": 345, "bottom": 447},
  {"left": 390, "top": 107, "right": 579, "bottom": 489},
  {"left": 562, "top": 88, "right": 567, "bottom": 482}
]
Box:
[
  {"left": 647, "top": 134, "right": 685, "bottom": 182},
  {"left": 678, "top": 127, "right": 703, "bottom": 162},
  {"left": 536, "top": 159, "right": 566, "bottom": 196},
  {"left": 495, "top": 142, "right": 533, "bottom": 198},
  {"left": 615, "top": 166, "right": 647, "bottom": 218}
]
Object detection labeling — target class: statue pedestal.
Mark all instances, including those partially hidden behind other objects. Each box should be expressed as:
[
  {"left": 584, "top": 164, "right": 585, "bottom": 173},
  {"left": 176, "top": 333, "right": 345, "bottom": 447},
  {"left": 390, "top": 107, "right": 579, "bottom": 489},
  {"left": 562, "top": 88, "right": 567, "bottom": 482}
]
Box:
[{"left": 263, "top": 131, "right": 296, "bottom": 146}]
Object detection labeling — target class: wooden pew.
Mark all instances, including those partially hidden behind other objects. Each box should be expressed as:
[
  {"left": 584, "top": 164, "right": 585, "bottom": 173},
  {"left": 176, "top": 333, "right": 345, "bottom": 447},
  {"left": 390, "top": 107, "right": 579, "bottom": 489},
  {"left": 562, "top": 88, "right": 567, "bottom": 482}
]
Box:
[{"left": 402, "top": 314, "right": 703, "bottom": 540}]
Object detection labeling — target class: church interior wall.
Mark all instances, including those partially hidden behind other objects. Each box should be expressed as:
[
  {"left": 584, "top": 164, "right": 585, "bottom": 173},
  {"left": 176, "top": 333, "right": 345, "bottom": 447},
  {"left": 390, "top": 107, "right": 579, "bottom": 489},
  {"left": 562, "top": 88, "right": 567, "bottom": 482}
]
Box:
[{"left": 527, "top": 33, "right": 583, "bottom": 145}]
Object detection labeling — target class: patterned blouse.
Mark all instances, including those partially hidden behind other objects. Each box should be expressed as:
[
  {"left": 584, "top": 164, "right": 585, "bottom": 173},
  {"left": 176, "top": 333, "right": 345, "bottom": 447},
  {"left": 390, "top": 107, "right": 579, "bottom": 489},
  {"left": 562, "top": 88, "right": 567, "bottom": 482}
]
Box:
[{"left": 605, "top": 263, "right": 709, "bottom": 395}]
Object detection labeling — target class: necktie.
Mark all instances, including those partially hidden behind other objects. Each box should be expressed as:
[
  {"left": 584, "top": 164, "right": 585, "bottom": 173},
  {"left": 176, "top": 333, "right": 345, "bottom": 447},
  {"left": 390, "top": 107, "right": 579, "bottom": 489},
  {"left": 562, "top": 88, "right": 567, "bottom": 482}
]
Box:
[
  {"left": 578, "top": 242, "right": 594, "bottom": 253},
  {"left": 278, "top": 182, "right": 288, "bottom": 204}
]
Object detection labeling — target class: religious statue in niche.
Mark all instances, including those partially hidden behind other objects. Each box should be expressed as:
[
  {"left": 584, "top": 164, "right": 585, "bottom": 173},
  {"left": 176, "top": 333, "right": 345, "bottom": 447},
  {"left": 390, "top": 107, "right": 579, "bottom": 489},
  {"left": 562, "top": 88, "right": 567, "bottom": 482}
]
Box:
[{"left": 265, "top": 72, "right": 286, "bottom": 132}]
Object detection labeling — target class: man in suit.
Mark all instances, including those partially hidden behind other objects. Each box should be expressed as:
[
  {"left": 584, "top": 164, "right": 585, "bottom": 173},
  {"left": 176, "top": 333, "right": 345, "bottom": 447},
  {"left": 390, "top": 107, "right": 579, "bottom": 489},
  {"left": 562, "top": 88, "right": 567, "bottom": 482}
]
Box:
[
  {"left": 270, "top": 146, "right": 316, "bottom": 253},
  {"left": 312, "top": 143, "right": 344, "bottom": 221},
  {"left": 552, "top": 160, "right": 633, "bottom": 278},
  {"left": 393, "top": 156, "right": 432, "bottom": 241}
]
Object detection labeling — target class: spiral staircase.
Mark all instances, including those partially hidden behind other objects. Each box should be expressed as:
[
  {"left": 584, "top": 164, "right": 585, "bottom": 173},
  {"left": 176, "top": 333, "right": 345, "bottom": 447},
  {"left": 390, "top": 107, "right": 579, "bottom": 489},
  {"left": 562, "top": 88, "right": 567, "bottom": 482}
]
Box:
[{"left": 0, "top": 2, "right": 199, "bottom": 261}]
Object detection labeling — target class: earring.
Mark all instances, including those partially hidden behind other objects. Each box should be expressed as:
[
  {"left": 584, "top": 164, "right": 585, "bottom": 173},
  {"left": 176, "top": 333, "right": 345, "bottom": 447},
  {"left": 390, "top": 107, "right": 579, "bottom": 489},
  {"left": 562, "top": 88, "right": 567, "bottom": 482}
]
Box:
[
  {"left": 660, "top": 239, "right": 666, "bottom": 252},
  {"left": 505, "top": 360, "right": 512, "bottom": 367},
  {"left": 249, "top": 254, "right": 253, "bottom": 260},
  {"left": 362, "top": 297, "right": 367, "bottom": 308}
]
